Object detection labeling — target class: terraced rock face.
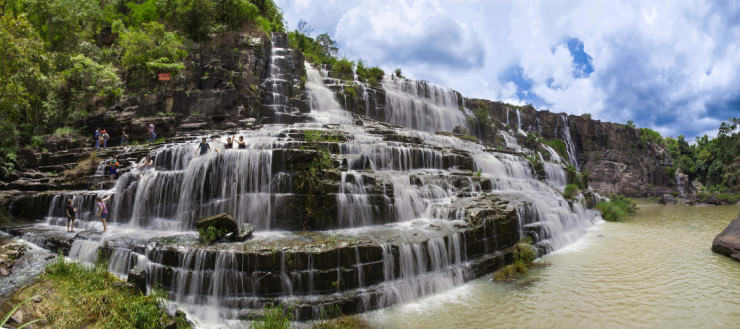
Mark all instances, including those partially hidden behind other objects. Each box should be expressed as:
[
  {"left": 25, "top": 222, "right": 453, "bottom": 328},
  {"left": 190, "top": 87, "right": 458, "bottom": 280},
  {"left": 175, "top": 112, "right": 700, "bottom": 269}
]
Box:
[{"left": 1, "top": 33, "right": 602, "bottom": 323}]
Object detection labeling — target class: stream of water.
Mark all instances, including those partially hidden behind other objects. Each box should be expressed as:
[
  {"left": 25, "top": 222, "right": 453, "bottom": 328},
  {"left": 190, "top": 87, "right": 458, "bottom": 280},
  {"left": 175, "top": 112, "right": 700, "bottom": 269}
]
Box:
[{"left": 367, "top": 202, "right": 740, "bottom": 329}]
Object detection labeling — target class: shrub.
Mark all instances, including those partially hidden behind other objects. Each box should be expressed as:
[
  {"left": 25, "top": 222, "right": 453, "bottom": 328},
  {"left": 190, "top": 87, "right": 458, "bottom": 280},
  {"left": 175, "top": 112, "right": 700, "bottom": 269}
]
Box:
[
  {"left": 312, "top": 315, "right": 373, "bottom": 329},
  {"left": 563, "top": 184, "right": 579, "bottom": 200},
  {"left": 197, "top": 225, "right": 231, "bottom": 244},
  {"left": 493, "top": 237, "right": 537, "bottom": 281},
  {"left": 119, "top": 22, "right": 187, "bottom": 87},
  {"left": 543, "top": 139, "right": 568, "bottom": 163},
  {"left": 595, "top": 195, "right": 637, "bottom": 221},
  {"left": 332, "top": 59, "right": 354, "bottom": 75},
  {"left": 365, "top": 67, "right": 384, "bottom": 86}
]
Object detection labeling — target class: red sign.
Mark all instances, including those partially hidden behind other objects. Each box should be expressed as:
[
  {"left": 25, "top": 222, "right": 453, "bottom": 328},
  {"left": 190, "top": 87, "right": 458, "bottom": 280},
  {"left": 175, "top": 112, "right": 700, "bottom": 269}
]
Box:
[{"left": 158, "top": 73, "right": 171, "bottom": 81}]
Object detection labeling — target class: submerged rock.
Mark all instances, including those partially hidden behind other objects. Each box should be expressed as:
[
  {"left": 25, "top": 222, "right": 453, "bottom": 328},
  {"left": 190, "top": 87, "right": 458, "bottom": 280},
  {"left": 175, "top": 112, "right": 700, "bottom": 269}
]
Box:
[{"left": 712, "top": 214, "right": 740, "bottom": 261}]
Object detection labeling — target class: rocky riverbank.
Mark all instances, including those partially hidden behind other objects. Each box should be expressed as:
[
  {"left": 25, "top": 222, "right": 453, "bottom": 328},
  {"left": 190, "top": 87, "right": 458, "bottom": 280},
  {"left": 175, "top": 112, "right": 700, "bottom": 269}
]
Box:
[{"left": 712, "top": 213, "right": 740, "bottom": 261}]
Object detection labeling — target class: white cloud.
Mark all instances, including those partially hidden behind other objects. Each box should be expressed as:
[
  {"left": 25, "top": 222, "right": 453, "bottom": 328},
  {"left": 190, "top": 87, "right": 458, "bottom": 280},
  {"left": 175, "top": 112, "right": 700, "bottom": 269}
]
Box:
[{"left": 276, "top": 0, "right": 740, "bottom": 139}]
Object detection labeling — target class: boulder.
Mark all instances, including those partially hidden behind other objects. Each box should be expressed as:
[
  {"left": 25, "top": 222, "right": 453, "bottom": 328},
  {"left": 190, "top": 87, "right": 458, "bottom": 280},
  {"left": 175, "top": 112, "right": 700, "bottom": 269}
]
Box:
[
  {"left": 195, "top": 213, "right": 238, "bottom": 243},
  {"left": 452, "top": 125, "right": 471, "bottom": 136},
  {"left": 127, "top": 267, "right": 148, "bottom": 294},
  {"left": 712, "top": 214, "right": 740, "bottom": 262},
  {"left": 659, "top": 194, "right": 677, "bottom": 205},
  {"left": 229, "top": 223, "right": 255, "bottom": 242}
]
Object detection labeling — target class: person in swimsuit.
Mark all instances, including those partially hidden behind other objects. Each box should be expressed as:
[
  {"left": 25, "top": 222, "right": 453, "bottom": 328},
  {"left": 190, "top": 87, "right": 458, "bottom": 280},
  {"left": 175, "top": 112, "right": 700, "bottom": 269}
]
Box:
[
  {"left": 65, "top": 198, "right": 77, "bottom": 232},
  {"left": 96, "top": 195, "right": 112, "bottom": 232},
  {"left": 224, "top": 136, "right": 234, "bottom": 150},
  {"left": 197, "top": 138, "right": 211, "bottom": 155},
  {"left": 237, "top": 136, "right": 247, "bottom": 149}
]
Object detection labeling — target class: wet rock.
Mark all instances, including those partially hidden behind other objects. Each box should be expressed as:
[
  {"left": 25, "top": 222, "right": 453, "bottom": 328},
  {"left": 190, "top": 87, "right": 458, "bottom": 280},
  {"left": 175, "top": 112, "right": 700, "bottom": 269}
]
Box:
[
  {"left": 712, "top": 214, "right": 740, "bottom": 262},
  {"left": 32, "top": 295, "right": 43, "bottom": 303},
  {"left": 0, "top": 267, "right": 8, "bottom": 276},
  {"left": 230, "top": 223, "right": 255, "bottom": 242},
  {"left": 127, "top": 267, "right": 148, "bottom": 294},
  {"left": 195, "top": 213, "right": 238, "bottom": 241},
  {"left": 659, "top": 194, "right": 677, "bottom": 205}
]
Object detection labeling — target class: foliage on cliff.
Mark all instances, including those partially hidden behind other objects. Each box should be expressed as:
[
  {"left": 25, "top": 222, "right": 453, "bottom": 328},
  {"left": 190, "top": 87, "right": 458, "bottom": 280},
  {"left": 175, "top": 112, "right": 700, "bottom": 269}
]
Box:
[
  {"left": 287, "top": 21, "right": 386, "bottom": 85},
  {"left": 0, "top": 0, "right": 284, "bottom": 179},
  {"left": 636, "top": 118, "right": 740, "bottom": 193}
]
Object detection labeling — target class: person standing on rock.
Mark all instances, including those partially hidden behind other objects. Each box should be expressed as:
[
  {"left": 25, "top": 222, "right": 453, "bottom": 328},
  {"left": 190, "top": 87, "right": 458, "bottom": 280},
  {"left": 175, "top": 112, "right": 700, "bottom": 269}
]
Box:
[
  {"left": 197, "top": 137, "right": 211, "bottom": 155},
  {"left": 65, "top": 198, "right": 77, "bottom": 232},
  {"left": 102, "top": 130, "right": 110, "bottom": 148},
  {"left": 96, "top": 195, "right": 112, "bottom": 232},
  {"left": 147, "top": 123, "right": 156, "bottom": 143},
  {"left": 121, "top": 125, "right": 129, "bottom": 145},
  {"left": 94, "top": 128, "right": 101, "bottom": 149}
]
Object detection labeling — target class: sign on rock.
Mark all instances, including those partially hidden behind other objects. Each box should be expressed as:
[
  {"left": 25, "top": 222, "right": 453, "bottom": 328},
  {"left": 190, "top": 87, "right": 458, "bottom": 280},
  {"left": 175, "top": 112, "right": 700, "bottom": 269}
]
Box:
[{"left": 158, "top": 73, "right": 171, "bottom": 81}]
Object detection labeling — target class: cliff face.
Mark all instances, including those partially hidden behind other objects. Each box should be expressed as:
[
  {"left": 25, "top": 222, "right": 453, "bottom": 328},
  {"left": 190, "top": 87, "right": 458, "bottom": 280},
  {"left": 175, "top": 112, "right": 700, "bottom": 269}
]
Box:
[
  {"left": 464, "top": 99, "right": 675, "bottom": 197},
  {"left": 2, "top": 32, "right": 675, "bottom": 199}
]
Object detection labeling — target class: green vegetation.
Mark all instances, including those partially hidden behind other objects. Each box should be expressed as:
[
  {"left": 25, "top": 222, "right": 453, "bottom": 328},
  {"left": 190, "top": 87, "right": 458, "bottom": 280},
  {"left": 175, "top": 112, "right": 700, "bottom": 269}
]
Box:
[
  {"left": 53, "top": 127, "right": 77, "bottom": 136},
  {"left": 0, "top": 0, "right": 285, "bottom": 178},
  {"left": 249, "top": 305, "right": 292, "bottom": 329},
  {"left": 197, "top": 224, "right": 231, "bottom": 244},
  {"left": 565, "top": 165, "right": 588, "bottom": 189},
  {"left": 9, "top": 255, "right": 187, "bottom": 328},
  {"left": 394, "top": 68, "right": 405, "bottom": 79},
  {"left": 633, "top": 118, "right": 740, "bottom": 193},
  {"left": 63, "top": 151, "right": 100, "bottom": 179},
  {"left": 332, "top": 58, "right": 354, "bottom": 75},
  {"left": 595, "top": 195, "right": 637, "bottom": 221},
  {"left": 303, "top": 130, "right": 341, "bottom": 143},
  {"left": 562, "top": 184, "right": 579, "bottom": 200},
  {"left": 493, "top": 237, "right": 538, "bottom": 281},
  {"left": 542, "top": 139, "right": 568, "bottom": 163}
]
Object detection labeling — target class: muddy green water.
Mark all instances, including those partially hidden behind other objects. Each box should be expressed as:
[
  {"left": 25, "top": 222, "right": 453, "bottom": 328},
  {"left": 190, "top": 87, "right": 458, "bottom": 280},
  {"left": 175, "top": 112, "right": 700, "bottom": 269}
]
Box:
[{"left": 366, "top": 202, "right": 740, "bottom": 329}]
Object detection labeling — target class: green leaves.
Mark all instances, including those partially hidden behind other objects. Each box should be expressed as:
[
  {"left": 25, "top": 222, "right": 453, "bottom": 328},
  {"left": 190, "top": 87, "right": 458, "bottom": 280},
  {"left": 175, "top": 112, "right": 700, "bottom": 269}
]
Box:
[{"left": 118, "top": 21, "right": 187, "bottom": 87}]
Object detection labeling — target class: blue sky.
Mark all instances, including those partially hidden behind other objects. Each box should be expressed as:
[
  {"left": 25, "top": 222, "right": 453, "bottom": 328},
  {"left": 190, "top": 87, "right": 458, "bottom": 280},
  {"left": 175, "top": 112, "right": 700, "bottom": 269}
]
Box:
[{"left": 276, "top": 0, "right": 740, "bottom": 140}]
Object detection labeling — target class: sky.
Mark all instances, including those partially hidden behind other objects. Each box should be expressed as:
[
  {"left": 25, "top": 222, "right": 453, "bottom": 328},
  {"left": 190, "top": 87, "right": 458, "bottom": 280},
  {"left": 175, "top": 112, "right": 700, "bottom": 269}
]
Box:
[{"left": 275, "top": 0, "right": 740, "bottom": 140}]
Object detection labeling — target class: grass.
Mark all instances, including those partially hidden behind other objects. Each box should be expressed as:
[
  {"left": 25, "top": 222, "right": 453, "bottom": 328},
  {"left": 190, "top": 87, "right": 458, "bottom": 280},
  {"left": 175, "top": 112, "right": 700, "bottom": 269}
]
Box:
[
  {"left": 3, "top": 255, "right": 187, "bottom": 329},
  {"left": 595, "top": 195, "right": 637, "bottom": 221},
  {"left": 1, "top": 296, "right": 39, "bottom": 328},
  {"left": 250, "top": 305, "right": 292, "bottom": 329},
  {"left": 63, "top": 151, "right": 99, "bottom": 178},
  {"left": 542, "top": 139, "right": 568, "bottom": 163},
  {"left": 562, "top": 183, "right": 579, "bottom": 200},
  {"left": 311, "top": 315, "right": 373, "bottom": 329},
  {"left": 493, "top": 237, "right": 538, "bottom": 281},
  {"left": 696, "top": 192, "right": 740, "bottom": 204},
  {"left": 53, "top": 127, "right": 77, "bottom": 136}
]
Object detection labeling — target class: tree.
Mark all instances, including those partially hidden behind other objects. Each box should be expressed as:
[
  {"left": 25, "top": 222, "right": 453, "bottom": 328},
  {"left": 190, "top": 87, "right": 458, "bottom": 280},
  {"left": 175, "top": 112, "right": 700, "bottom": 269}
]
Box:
[
  {"left": 297, "top": 19, "right": 313, "bottom": 36},
  {"left": 316, "top": 33, "right": 338, "bottom": 58},
  {"left": 118, "top": 21, "right": 187, "bottom": 87}
]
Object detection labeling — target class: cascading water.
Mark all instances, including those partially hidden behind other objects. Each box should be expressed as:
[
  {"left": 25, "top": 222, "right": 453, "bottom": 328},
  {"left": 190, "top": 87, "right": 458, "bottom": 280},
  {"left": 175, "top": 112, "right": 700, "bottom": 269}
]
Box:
[
  {"left": 9, "top": 60, "right": 602, "bottom": 326},
  {"left": 382, "top": 77, "right": 469, "bottom": 133},
  {"left": 559, "top": 114, "right": 580, "bottom": 170}
]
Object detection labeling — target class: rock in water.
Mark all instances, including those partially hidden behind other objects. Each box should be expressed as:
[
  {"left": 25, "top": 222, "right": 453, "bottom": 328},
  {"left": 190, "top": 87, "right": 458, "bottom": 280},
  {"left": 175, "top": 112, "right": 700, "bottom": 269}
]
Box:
[
  {"left": 10, "top": 309, "right": 23, "bottom": 324},
  {"left": 230, "top": 223, "right": 255, "bottom": 242},
  {"left": 712, "top": 214, "right": 740, "bottom": 261},
  {"left": 127, "top": 267, "right": 148, "bottom": 294},
  {"left": 195, "top": 213, "right": 239, "bottom": 243},
  {"left": 0, "top": 267, "right": 9, "bottom": 276},
  {"left": 660, "top": 194, "right": 677, "bottom": 204}
]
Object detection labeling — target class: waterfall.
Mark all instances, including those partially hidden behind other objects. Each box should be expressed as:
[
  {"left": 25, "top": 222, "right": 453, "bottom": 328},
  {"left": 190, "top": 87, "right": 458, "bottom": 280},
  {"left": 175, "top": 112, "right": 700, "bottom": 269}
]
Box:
[
  {"left": 337, "top": 171, "right": 373, "bottom": 227},
  {"left": 305, "top": 63, "right": 353, "bottom": 125},
  {"left": 381, "top": 77, "right": 469, "bottom": 132},
  {"left": 263, "top": 33, "right": 298, "bottom": 122},
  {"left": 500, "top": 131, "right": 521, "bottom": 152},
  {"left": 559, "top": 114, "right": 579, "bottom": 170},
  {"left": 473, "top": 152, "right": 599, "bottom": 251}
]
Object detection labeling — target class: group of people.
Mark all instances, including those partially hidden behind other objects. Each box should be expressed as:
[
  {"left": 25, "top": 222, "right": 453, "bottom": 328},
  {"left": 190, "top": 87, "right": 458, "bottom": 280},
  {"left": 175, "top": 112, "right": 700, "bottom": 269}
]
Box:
[
  {"left": 197, "top": 135, "right": 248, "bottom": 155},
  {"left": 93, "top": 123, "right": 156, "bottom": 148},
  {"left": 64, "top": 195, "right": 111, "bottom": 233}
]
